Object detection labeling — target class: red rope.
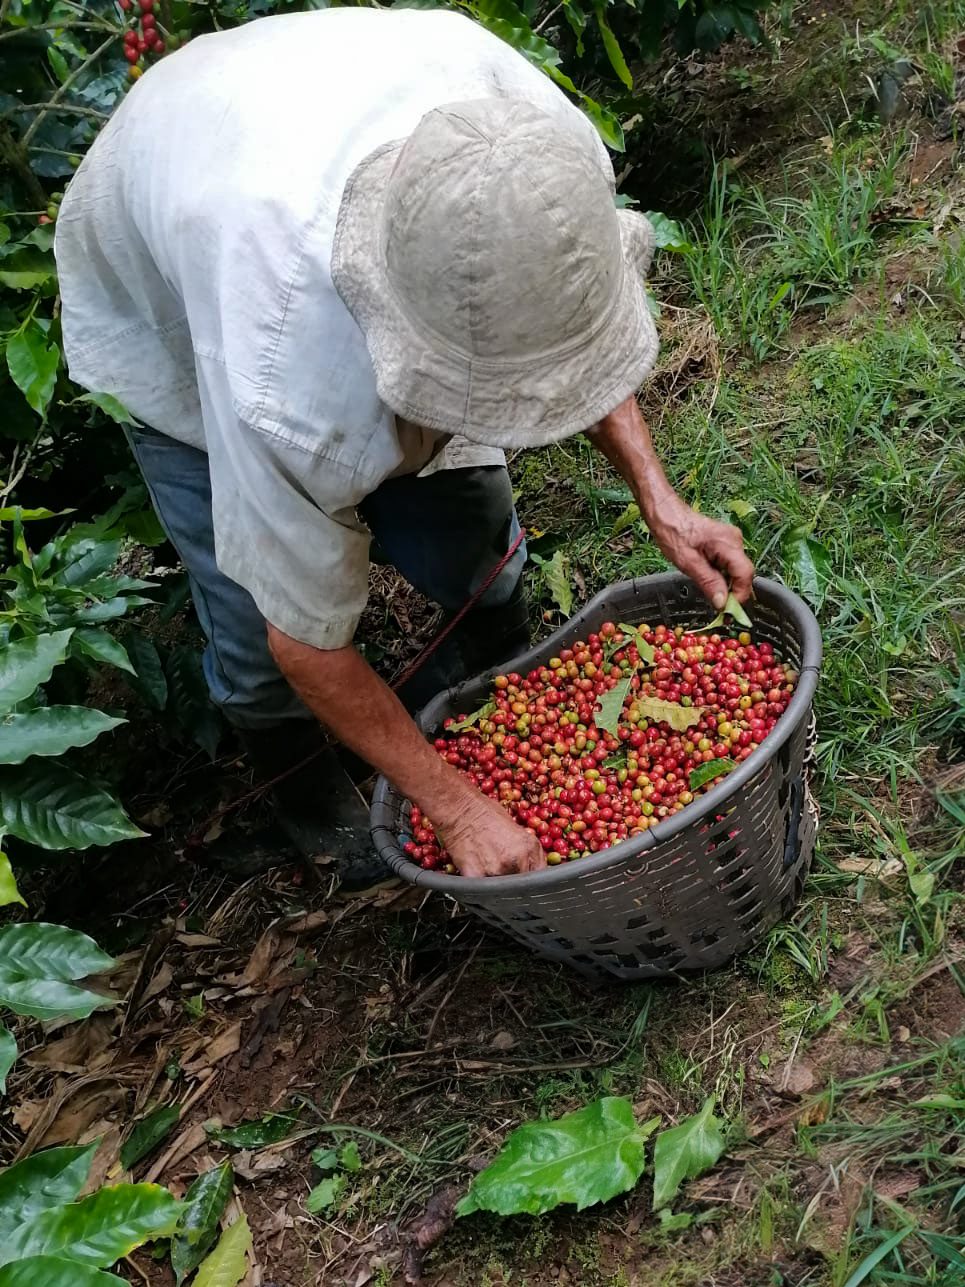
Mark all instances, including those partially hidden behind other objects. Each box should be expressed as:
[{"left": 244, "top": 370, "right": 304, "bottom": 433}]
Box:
[{"left": 186, "top": 528, "right": 526, "bottom": 843}]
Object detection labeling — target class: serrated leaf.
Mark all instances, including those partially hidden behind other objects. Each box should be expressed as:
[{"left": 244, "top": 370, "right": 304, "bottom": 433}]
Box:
[
  {"left": 170, "top": 1161, "right": 234, "bottom": 1285},
  {"left": 311, "top": 1147, "right": 339, "bottom": 1172},
  {"left": 0, "top": 761, "right": 146, "bottom": 851},
  {"left": 0, "top": 1143, "right": 98, "bottom": 1225},
  {"left": 71, "top": 628, "right": 135, "bottom": 675},
  {"left": 0, "top": 630, "right": 74, "bottom": 716},
  {"left": 0, "top": 1258, "right": 127, "bottom": 1287},
  {"left": 306, "top": 1174, "right": 344, "bottom": 1214},
  {"left": 76, "top": 392, "right": 141, "bottom": 427},
  {"left": 447, "top": 701, "right": 496, "bottom": 733},
  {"left": 652, "top": 1097, "right": 726, "bottom": 1211},
  {"left": 634, "top": 695, "right": 702, "bottom": 733},
  {"left": 204, "top": 1112, "right": 300, "bottom": 1150},
  {"left": 0, "top": 852, "right": 26, "bottom": 908},
  {"left": 457, "top": 1097, "right": 658, "bottom": 1217},
  {"left": 701, "top": 591, "right": 753, "bottom": 631},
  {"left": 543, "top": 549, "right": 573, "bottom": 616},
  {"left": 0, "top": 922, "right": 116, "bottom": 1021},
  {"left": 0, "top": 707, "right": 126, "bottom": 764},
  {"left": 688, "top": 758, "right": 736, "bottom": 791},
  {"left": 594, "top": 675, "right": 633, "bottom": 736},
  {"left": 6, "top": 324, "right": 60, "bottom": 419},
  {"left": 193, "top": 1213, "right": 251, "bottom": 1287},
  {"left": 0, "top": 1023, "right": 16, "bottom": 1094},
  {"left": 783, "top": 530, "right": 831, "bottom": 611},
  {"left": 121, "top": 1104, "right": 180, "bottom": 1171},
  {"left": 0, "top": 1183, "right": 183, "bottom": 1268}
]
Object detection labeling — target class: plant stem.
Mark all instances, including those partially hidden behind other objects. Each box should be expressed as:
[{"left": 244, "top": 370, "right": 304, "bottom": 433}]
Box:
[
  {"left": 0, "top": 19, "right": 120, "bottom": 42},
  {"left": 22, "top": 31, "right": 118, "bottom": 147},
  {"left": 0, "top": 124, "right": 47, "bottom": 209}
]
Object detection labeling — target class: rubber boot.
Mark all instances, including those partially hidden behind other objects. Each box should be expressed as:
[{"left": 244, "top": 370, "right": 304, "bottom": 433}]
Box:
[
  {"left": 394, "top": 574, "right": 531, "bottom": 714},
  {"left": 240, "top": 722, "right": 395, "bottom": 894}
]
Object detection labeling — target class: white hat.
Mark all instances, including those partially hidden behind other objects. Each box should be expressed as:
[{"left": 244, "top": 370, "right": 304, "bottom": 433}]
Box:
[{"left": 332, "top": 98, "right": 659, "bottom": 448}]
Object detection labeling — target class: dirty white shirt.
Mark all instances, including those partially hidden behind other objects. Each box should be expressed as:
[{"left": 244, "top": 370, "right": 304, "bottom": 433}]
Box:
[{"left": 56, "top": 9, "right": 608, "bottom": 648}]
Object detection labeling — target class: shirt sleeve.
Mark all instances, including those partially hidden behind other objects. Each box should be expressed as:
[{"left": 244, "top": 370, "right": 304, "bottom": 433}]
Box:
[{"left": 205, "top": 408, "right": 375, "bottom": 651}]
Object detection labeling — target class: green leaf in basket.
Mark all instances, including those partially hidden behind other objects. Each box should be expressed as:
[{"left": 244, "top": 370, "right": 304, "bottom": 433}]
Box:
[
  {"left": 634, "top": 696, "right": 702, "bottom": 733},
  {"left": 593, "top": 676, "right": 633, "bottom": 737},
  {"left": 701, "top": 592, "right": 753, "bottom": 631},
  {"left": 446, "top": 702, "right": 496, "bottom": 733},
  {"left": 456, "top": 1097, "right": 659, "bottom": 1217},
  {"left": 688, "top": 758, "right": 737, "bottom": 791},
  {"left": 617, "top": 624, "right": 656, "bottom": 666}
]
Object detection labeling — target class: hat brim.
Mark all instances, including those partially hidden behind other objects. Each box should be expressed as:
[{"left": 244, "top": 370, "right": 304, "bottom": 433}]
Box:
[{"left": 332, "top": 139, "right": 659, "bottom": 449}]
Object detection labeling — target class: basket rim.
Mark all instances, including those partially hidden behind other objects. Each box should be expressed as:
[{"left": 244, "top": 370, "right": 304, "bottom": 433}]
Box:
[{"left": 371, "top": 573, "right": 821, "bottom": 897}]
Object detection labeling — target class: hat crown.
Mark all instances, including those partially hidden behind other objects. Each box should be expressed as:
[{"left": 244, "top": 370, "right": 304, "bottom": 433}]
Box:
[{"left": 381, "top": 99, "right": 623, "bottom": 363}]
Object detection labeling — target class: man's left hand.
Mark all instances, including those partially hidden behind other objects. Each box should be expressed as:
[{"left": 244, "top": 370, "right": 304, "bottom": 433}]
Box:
[{"left": 648, "top": 498, "right": 755, "bottom": 610}]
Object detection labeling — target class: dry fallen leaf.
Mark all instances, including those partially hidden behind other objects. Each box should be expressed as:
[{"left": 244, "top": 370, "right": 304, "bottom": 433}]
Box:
[
  {"left": 836, "top": 856, "right": 903, "bottom": 882},
  {"left": 782, "top": 1062, "right": 818, "bottom": 1095},
  {"left": 489, "top": 1031, "right": 516, "bottom": 1052},
  {"left": 183, "top": 1021, "right": 243, "bottom": 1075},
  {"left": 27, "top": 1013, "right": 116, "bottom": 1074}
]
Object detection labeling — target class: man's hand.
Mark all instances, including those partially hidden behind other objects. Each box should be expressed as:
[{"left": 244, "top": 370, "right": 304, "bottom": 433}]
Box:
[
  {"left": 587, "top": 396, "right": 756, "bottom": 608},
  {"left": 437, "top": 791, "right": 546, "bottom": 878},
  {"left": 647, "top": 497, "right": 754, "bottom": 611}
]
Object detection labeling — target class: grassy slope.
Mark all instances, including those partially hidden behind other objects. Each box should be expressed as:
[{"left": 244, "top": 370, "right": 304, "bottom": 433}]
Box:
[{"left": 410, "top": 2, "right": 965, "bottom": 1283}]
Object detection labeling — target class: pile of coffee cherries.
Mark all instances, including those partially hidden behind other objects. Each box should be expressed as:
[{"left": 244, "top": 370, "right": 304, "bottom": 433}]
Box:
[{"left": 404, "top": 620, "right": 797, "bottom": 873}]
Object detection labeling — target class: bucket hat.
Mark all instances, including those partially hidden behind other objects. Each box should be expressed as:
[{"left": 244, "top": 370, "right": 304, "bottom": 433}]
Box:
[{"left": 332, "top": 98, "right": 658, "bottom": 449}]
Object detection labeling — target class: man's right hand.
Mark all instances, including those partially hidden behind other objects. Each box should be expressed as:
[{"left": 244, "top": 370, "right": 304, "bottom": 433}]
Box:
[{"left": 437, "top": 790, "right": 546, "bottom": 878}]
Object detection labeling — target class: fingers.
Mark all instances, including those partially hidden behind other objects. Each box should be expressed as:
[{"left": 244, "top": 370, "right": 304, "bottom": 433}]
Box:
[
  {"left": 707, "top": 529, "right": 756, "bottom": 602},
  {"left": 680, "top": 549, "right": 728, "bottom": 610}
]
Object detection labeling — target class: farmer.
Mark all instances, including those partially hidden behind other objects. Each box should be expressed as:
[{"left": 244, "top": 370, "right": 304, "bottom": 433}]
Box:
[{"left": 55, "top": 8, "right": 754, "bottom": 890}]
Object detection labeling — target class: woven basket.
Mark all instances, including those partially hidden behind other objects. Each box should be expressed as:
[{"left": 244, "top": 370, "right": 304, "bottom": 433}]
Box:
[{"left": 371, "top": 574, "right": 821, "bottom": 982}]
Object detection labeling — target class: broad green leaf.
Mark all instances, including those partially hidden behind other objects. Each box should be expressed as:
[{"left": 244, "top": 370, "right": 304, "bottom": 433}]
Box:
[
  {"left": 0, "top": 1183, "right": 183, "bottom": 1268},
  {"left": 634, "top": 695, "right": 702, "bottom": 733},
  {"left": 6, "top": 325, "right": 60, "bottom": 419},
  {"left": 0, "top": 630, "right": 74, "bottom": 716},
  {"left": 642, "top": 211, "right": 692, "bottom": 253},
  {"left": 71, "top": 628, "right": 135, "bottom": 675},
  {"left": 59, "top": 539, "right": 121, "bottom": 589},
  {"left": 593, "top": 2, "right": 632, "bottom": 88},
  {"left": 617, "top": 624, "right": 655, "bottom": 665},
  {"left": 204, "top": 1112, "right": 300, "bottom": 1150},
  {"left": 166, "top": 645, "right": 221, "bottom": 758},
  {"left": 727, "top": 498, "right": 757, "bottom": 520},
  {"left": 0, "top": 1258, "right": 127, "bottom": 1287},
  {"left": 0, "top": 852, "right": 25, "bottom": 909},
  {"left": 0, "top": 707, "right": 125, "bottom": 764},
  {"left": 652, "top": 1097, "right": 726, "bottom": 1211},
  {"left": 306, "top": 1174, "right": 344, "bottom": 1213},
  {"left": 0, "top": 762, "right": 146, "bottom": 850},
  {"left": 702, "top": 591, "right": 753, "bottom": 631},
  {"left": 0, "top": 251, "right": 56, "bottom": 291},
  {"left": 122, "top": 635, "right": 167, "bottom": 710},
  {"left": 575, "top": 91, "right": 625, "bottom": 151},
  {"left": 0, "top": 508, "right": 73, "bottom": 522},
  {"left": 339, "top": 1141, "right": 362, "bottom": 1172},
  {"left": 688, "top": 758, "right": 737, "bottom": 791},
  {"left": 611, "top": 502, "right": 640, "bottom": 536},
  {"left": 0, "top": 1023, "right": 16, "bottom": 1093},
  {"left": 310, "top": 1147, "right": 339, "bottom": 1172},
  {"left": 76, "top": 392, "right": 141, "bottom": 427},
  {"left": 0, "top": 922, "right": 115, "bottom": 1021},
  {"left": 47, "top": 46, "right": 70, "bottom": 83},
  {"left": 457, "top": 1097, "right": 658, "bottom": 1216},
  {"left": 783, "top": 530, "right": 831, "bottom": 611},
  {"left": 594, "top": 676, "right": 632, "bottom": 736},
  {"left": 170, "top": 1162, "right": 234, "bottom": 1285},
  {"left": 543, "top": 549, "right": 573, "bottom": 615},
  {"left": 0, "top": 1143, "right": 97, "bottom": 1224},
  {"left": 121, "top": 1104, "right": 180, "bottom": 1171},
  {"left": 447, "top": 701, "right": 497, "bottom": 733},
  {"left": 193, "top": 1213, "right": 251, "bottom": 1287}
]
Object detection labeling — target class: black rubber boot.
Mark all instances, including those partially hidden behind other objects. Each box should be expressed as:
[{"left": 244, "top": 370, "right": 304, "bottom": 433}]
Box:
[
  {"left": 240, "top": 723, "right": 395, "bottom": 894},
  {"left": 394, "top": 574, "right": 531, "bottom": 714}
]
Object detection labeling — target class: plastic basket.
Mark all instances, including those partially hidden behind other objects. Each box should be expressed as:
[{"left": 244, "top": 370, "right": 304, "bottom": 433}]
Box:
[{"left": 371, "top": 574, "right": 821, "bottom": 982}]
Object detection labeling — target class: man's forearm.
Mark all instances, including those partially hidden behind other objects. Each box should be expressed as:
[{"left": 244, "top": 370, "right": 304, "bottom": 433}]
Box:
[
  {"left": 586, "top": 394, "right": 678, "bottom": 521},
  {"left": 266, "top": 626, "right": 476, "bottom": 833}
]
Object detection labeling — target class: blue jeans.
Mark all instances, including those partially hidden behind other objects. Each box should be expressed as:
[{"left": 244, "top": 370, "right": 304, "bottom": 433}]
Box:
[{"left": 126, "top": 428, "right": 526, "bottom": 728}]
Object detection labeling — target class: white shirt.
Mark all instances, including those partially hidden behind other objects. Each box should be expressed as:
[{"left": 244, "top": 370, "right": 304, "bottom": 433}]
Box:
[{"left": 56, "top": 9, "right": 609, "bottom": 647}]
